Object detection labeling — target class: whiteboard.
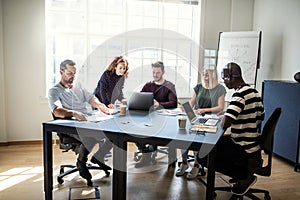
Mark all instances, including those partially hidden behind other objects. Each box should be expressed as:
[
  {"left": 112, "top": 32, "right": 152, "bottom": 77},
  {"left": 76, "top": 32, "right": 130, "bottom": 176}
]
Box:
[{"left": 216, "top": 31, "right": 261, "bottom": 85}]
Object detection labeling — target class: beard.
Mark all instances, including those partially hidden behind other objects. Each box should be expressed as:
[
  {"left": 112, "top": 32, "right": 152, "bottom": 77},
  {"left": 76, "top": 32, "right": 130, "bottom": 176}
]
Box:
[
  {"left": 65, "top": 77, "right": 74, "bottom": 85},
  {"left": 153, "top": 76, "right": 163, "bottom": 82}
]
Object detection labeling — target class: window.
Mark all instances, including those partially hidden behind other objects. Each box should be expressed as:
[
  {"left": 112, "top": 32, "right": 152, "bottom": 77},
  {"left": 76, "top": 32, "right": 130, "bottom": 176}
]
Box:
[
  {"left": 46, "top": 0, "right": 201, "bottom": 98},
  {"left": 204, "top": 49, "right": 217, "bottom": 70}
]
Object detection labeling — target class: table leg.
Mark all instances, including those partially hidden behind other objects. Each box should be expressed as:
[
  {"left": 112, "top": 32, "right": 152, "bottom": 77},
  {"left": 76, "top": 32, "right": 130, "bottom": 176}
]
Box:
[
  {"left": 168, "top": 147, "right": 177, "bottom": 168},
  {"left": 43, "top": 127, "right": 53, "bottom": 200},
  {"left": 112, "top": 137, "right": 127, "bottom": 200},
  {"left": 206, "top": 146, "right": 216, "bottom": 200}
]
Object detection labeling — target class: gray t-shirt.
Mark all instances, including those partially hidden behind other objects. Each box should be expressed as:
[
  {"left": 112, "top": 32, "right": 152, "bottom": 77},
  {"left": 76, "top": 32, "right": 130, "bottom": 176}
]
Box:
[{"left": 48, "top": 82, "right": 94, "bottom": 114}]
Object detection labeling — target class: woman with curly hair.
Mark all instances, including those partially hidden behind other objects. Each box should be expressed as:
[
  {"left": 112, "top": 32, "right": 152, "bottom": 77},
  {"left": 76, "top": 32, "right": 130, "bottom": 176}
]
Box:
[{"left": 94, "top": 56, "right": 129, "bottom": 108}]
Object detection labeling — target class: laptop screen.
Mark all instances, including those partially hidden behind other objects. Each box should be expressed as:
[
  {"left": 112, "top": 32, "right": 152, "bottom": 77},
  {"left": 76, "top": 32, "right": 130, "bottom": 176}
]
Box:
[
  {"left": 182, "top": 101, "right": 197, "bottom": 122},
  {"left": 128, "top": 92, "right": 154, "bottom": 111}
]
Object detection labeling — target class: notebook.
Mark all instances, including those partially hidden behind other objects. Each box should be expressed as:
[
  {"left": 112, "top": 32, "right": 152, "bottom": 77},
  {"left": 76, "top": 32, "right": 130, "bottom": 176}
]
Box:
[
  {"left": 127, "top": 92, "right": 154, "bottom": 111},
  {"left": 181, "top": 101, "right": 219, "bottom": 126}
]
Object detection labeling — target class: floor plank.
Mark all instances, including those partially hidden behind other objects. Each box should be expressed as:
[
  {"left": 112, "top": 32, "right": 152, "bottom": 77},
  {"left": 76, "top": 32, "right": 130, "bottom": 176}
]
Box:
[{"left": 0, "top": 143, "right": 299, "bottom": 199}]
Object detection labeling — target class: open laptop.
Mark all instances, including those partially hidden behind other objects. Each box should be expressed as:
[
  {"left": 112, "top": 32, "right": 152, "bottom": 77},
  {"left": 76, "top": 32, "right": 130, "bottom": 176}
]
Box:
[
  {"left": 181, "top": 101, "right": 219, "bottom": 126},
  {"left": 128, "top": 92, "right": 154, "bottom": 111}
]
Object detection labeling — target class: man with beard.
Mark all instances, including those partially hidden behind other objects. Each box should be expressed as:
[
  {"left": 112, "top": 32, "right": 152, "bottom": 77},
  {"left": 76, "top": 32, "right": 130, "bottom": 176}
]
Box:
[
  {"left": 135, "top": 61, "right": 178, "bottom": 168},
  {"left": 48, "top": 59, "right": 112, "bottom": 186}
]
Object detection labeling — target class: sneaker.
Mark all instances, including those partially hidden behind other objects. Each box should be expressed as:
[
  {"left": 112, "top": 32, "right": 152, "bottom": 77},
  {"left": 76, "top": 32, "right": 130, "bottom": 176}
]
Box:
[
  {"left": 175, "top": 163, "right": 189, "bottom": 176},
  {"left": 186, "top": 166, "right": 200, "bottom": 180},
  {"left": 91, "top": 156, "right": 112, "bottom": 171},
  {"left": 135, "top": 153, "right": 152, "bottom": 168},
  {"left": 231, "top": 175, "right": 257, "bottom": 195},
  {"left": 76, "top": 159, "right": 92, "bottom": 181}
]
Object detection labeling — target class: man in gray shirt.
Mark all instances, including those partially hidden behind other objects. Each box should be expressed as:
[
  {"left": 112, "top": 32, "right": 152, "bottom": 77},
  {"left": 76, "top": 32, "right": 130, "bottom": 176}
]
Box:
[{"left": 48, "top": 59, "right": 112, "bottom": 186}]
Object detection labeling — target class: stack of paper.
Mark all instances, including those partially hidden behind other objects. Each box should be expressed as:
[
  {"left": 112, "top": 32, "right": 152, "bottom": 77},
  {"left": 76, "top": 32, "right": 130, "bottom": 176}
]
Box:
[
  {"left": 190, "top": 124, "right": 218, "bottom": 133},
  {"left": 156, "top": 108, "right": 184, "bottom": 116}
]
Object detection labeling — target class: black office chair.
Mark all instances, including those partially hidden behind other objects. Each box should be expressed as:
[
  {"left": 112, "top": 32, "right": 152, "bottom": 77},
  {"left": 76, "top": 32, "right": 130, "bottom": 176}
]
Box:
[
  {"left": 213, "top": 107, "right": 281, "bottom": 200},
  {"left": 52, "top": 114, "right": 111, "bottom": 186},
  {"left": 134, "top": 145, "right": 177, "bottom": 168}
]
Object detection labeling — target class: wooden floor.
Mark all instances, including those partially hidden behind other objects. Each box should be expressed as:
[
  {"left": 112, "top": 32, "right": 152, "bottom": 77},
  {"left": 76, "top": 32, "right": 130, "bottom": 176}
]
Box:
[{"left": 0, "top": 143, "right": 299, "bottom": 200}]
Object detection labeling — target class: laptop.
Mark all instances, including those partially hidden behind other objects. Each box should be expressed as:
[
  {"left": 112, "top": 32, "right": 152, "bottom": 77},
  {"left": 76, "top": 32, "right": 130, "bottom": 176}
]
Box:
[
  {"left": 181, "top": 101, "right": 219, "bottom": 126},
  {"left": 128, "top": 92, "right": 154, "bottom": 111}
]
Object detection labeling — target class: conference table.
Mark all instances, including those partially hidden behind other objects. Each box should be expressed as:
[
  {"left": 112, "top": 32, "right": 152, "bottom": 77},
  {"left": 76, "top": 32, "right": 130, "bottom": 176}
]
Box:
[{"left": 43, "top": 110, "right": 224, "bottom": 200}]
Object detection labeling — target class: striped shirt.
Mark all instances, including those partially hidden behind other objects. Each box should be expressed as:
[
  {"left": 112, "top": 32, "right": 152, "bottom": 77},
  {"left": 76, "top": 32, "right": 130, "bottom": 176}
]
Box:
[{"left": 225, "top": 84, "right": 265, "bottom": 153}]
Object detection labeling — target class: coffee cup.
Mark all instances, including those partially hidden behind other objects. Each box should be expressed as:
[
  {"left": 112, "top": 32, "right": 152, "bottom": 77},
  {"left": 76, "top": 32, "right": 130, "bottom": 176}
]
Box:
[
  {"left": 120, "top": 105, "right": 127, "bottom": 116},
  {"left": 178, "top": 117, "right": 187, "bottom": 129},
  {"left": 121, "top": 99, "right": 127, "bottom": 105}
]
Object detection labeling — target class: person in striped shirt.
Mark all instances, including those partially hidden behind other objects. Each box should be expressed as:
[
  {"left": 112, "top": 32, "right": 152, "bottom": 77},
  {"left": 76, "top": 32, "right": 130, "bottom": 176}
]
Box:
[{"left": 198, "top": 62, "right": 265, "bottom": 195}]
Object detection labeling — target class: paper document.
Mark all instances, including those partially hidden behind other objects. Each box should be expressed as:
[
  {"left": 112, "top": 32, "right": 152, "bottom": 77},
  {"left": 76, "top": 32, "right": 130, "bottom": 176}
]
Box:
[
  {"left": 156, "top": 108, "right": 184, "bottom": 116},
  {"left": 190, "top": 124, "right": 218, "bottom": 133},
  {"left": 108, "top": 108, "right": 120, "bottom": 115},
  {"left": 87, "top": 111, "right": 113, "bottom": 122}
]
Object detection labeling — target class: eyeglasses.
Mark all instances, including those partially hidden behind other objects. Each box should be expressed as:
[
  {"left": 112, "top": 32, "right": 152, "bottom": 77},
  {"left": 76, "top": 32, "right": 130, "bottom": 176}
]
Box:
[{"left": 63, "top": 70, "right": 76, "bottom": 76}]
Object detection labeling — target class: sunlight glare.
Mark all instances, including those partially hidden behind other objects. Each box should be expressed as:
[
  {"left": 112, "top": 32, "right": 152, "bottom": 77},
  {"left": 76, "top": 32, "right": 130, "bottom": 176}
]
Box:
[
  {"left": 0, "top": 167, "right": 32, "bottom": 175},
  {"left": 0, "top": 174, "right": 35, "bottom": 191}
]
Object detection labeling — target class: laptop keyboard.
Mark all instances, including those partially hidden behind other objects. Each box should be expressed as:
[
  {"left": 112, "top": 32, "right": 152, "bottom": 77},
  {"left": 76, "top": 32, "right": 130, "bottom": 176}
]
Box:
[{"left": 197, "top": 118, "right": 208, "bottom": 124}]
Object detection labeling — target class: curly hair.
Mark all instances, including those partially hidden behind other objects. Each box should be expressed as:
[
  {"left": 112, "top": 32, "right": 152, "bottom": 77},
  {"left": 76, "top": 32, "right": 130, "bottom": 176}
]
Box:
[{"left": 106, "top": 56, "right": 129, "bottom": 78}]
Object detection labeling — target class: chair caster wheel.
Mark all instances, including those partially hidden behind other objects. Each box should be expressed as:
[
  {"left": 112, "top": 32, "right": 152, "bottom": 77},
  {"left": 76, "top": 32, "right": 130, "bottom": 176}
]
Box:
[
  {"left": 105, "top": 171, "right": 110, "bottom": 177},
  {"left": 57, "top": 177, "right": 64, "bottom": 184},
  {"left": 60, "top": 168, "right": 64, "bottom": 174}
]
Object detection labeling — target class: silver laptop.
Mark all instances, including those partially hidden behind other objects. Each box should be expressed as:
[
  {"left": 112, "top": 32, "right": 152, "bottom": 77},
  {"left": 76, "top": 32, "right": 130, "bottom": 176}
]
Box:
[
  {"left": 128, "top": 92, "right": 154, "bottom": 111},
  {"left": 181, "top": 101, "right": 219, "bottom": 126}
]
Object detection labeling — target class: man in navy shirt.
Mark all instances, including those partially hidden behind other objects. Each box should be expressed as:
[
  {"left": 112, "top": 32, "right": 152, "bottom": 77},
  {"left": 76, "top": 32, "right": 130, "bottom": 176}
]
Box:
[{"left": 135, "top": 61, "right": 178, "bottom": 168}]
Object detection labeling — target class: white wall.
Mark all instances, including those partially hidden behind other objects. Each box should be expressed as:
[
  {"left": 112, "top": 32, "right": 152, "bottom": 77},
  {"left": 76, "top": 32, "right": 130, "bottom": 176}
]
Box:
[
  {"left": 253, "top": 0, "right": 300, "bottom": 91},
  {"left": 0, "top": 0, "right": 7, "bottom": 142},
  {"left": 2, "top": 0, "right": 51, "bottom": 142},
  {"left": 201, "top": 0, "right": 254, "bottom": 49}
]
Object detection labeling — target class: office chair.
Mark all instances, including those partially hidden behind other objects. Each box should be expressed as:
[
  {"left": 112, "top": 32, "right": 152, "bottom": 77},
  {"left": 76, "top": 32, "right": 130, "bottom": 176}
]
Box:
[
  {"left": 213, "top": 107, "right": 281, "bottom": 200},
  {"left": 51, "top": 114, "right": 111, "bottom": 186},
  {"left": 134, "top": 145, "right": 177, "bottom": 168}
]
